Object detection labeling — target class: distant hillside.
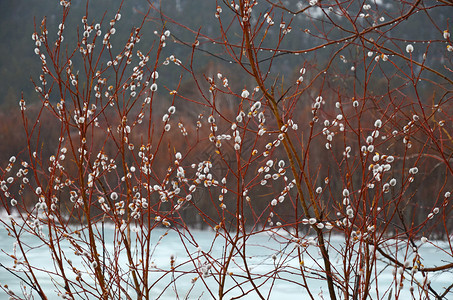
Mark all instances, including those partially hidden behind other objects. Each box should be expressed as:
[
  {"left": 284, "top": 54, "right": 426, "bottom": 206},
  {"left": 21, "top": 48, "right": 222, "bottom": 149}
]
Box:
[{"left": 0, "top": 0, "right": 451, "bottom": 107}]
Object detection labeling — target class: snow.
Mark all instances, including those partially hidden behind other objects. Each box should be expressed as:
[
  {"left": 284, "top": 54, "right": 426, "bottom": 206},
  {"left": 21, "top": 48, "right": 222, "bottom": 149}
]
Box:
[{"left": 0, "top": 225, "right": 451, "bottom": 299}]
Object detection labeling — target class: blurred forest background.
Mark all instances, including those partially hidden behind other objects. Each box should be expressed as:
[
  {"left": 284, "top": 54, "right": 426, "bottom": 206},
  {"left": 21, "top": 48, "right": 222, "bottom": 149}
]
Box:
[
  {"left": 0, "top": 0, "right": 452, "bottom": 232},
  {"left": 2, "top": 0, "right": 450, "bottom": 107}
]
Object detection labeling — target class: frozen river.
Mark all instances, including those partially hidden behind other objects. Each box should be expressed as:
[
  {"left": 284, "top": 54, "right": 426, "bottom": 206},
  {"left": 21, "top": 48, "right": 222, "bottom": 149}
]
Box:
[{"left": 1, "top": 224, "right": 452, "bottom": 299}]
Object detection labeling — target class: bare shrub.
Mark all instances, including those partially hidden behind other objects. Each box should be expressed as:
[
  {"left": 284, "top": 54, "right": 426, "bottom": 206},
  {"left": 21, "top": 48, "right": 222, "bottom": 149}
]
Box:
[{"left": 1, "top": 0, "right": 453, "bottom": 299}]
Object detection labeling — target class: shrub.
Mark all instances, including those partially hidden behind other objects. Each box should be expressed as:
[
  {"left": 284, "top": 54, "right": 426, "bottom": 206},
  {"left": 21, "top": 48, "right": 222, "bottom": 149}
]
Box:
[{"left": 1, "top": 0, "right": 453, "bottom": 299}]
